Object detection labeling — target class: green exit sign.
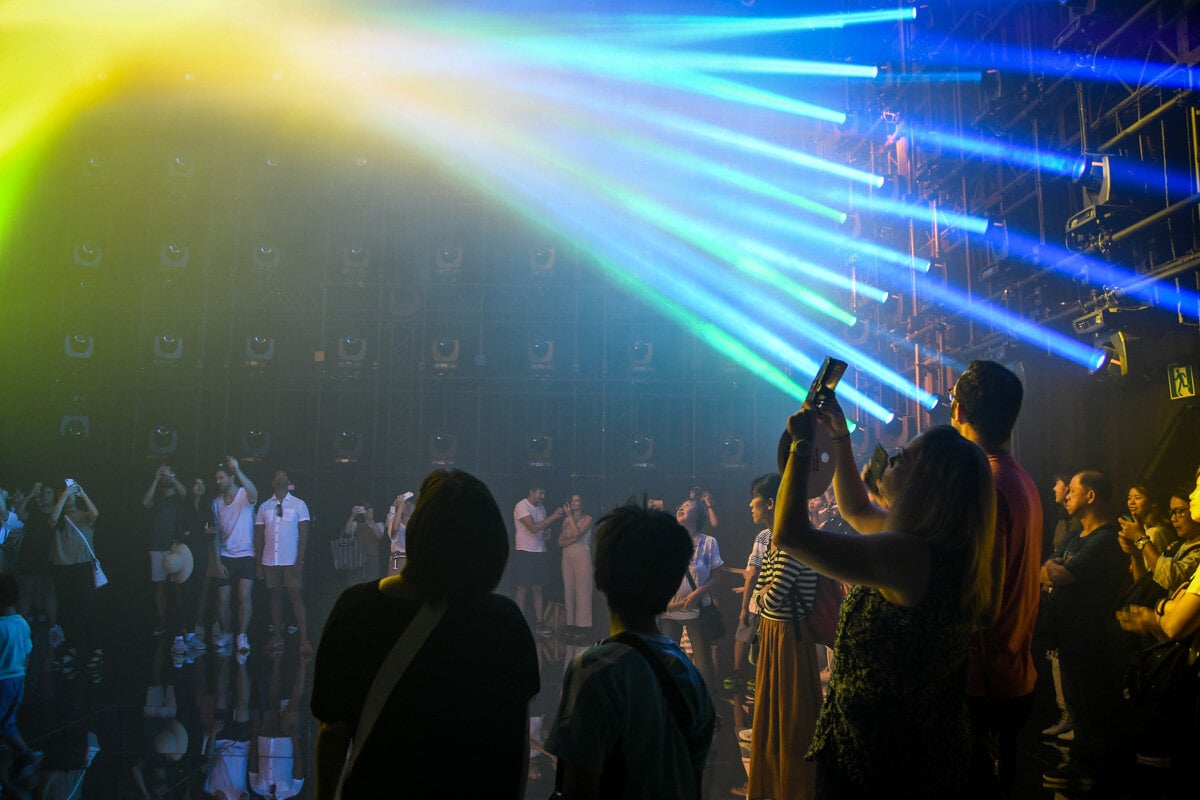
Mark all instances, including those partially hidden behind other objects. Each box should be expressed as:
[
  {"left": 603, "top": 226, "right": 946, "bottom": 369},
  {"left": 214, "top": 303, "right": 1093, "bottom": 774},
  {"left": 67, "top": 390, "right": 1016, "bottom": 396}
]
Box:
[{"left": 1169, "top": 365, "right": 1195, "bottom": 400}]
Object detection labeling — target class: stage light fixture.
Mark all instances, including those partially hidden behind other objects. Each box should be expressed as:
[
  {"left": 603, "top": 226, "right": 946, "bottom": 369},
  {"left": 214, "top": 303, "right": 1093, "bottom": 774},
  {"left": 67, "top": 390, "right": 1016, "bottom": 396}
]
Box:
[
  {"left": 343, "top": 245, "right": 370, "bottom": 274},
  {"left": 72, "top": 242, "right": 103, "bottom": 268},
  {"left": 435, "top": 243, "right": 463, "bottom": 273},
  {"left": 984, "top": 218, "right": 1009, "bottom": 261},
  {"left": 337, "top": 335, "right": 367, "bottom": 365},
  {"left": 167, "top": 154, "right": 195, "bottom": 179},
  {"left": 252, "top": 243, "right": 280, "bottom": 271},
  {"left": 64, "top": 334, "right": 94, "bottom": 360},
  {"left": 530, "top": 247, "right": 556, "bottom": 275},
  {"left": 1090, "top": 331, "right": 1129, "bottom": 376},
  {"left": 240, "top": 428, "right": 271, "bottom": 463},
  {"left": 630, "top": 434, "right": 655, "bottom": 468},
  {"left": 59, "top": 415, "right": 91, "bottom": 440},
  {"left": 160, "top": 242, "right": 189, "bottom": 269},
  {"left": 528, "top": 336, "right": 554, "bottom": 372},
  {"left": 244, "top": 335, "right": 275, "bottom": 365},
  {"left": 718, "top": 434, "right": 745, "bottom": 468},
  {"left": 153, "top": 333, "right": 183, "bottom": 362},
  {"left": 629, "top": 340, "right": 654, "bottom": 373},
  {"left": 429, "top": 431, "right": 457, "bottom": 466},
  {"left": 147, "top": 424, "right": 178, "bottom": 457},
  {"left": 332, "top": 430, "right": 363, "bottom": 465},
  {"left": 431, "top": 336, "right": 460, "bottom": 372},
  {"left": 82, "top": 155, "right": 108, "bottom": 179},
  {"left": 526, "top": 433, "right": 554, "bottom": 467}
]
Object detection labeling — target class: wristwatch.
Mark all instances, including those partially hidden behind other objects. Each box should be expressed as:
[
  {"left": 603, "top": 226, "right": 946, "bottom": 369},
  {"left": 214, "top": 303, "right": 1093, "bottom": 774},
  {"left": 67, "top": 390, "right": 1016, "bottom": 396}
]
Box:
[{"left": 1135, "top": 536, "right": 1151, "bottom": 550}]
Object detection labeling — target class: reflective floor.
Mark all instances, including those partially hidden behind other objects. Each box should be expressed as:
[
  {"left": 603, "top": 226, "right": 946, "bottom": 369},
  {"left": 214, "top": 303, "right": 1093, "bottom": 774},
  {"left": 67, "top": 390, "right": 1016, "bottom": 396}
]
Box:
[{"left": 13, "top": 569, "right": 1069, "bottom": 799}]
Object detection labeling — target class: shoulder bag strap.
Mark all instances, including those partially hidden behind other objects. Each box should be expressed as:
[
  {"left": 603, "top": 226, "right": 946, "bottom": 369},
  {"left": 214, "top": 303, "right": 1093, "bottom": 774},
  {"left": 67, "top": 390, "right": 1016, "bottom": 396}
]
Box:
[
  {"left": 338, "top": 601, "right": 447, "bottom": 797},
  {"left": 609, "top": 631, "right": 695, "bottom": 736},
  {"left": 62, "top": 515, "right": 99, "bottom": 562}
]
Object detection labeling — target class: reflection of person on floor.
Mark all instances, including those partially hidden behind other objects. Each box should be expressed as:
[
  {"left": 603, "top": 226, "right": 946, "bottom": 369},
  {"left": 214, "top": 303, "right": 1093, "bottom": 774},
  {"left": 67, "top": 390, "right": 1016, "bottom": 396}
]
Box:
[
  {"left": 547, "top": 502, "right": 716, "bottom": 799},
  {"left": 204, "top": 651, "right": 252, "bottom": 800},
  {"left": 312, "top": 469, "right": 540, "bottom": 800},
  {"left": 250, "top": 651, "right": 307, "bottom": 800}
]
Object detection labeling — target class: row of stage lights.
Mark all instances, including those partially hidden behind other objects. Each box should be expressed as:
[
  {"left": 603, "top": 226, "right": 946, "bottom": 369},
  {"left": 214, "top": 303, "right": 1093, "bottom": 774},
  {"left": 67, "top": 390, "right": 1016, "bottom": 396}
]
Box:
[
  {"left": 63, "top": 332, "right": 660, "bottom": 374},
  {"left": 54, "top": 420, "right": 750, "bottom": 472},
  {"left": 70, "top": 239, "right": 558, "bottom": 277}
]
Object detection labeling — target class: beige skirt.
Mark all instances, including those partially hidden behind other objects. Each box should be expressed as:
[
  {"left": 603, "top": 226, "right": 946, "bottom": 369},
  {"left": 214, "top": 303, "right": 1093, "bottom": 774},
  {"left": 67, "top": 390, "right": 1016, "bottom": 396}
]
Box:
[{"left": 747, "top": 616, "right": 823, "bottom": 800}]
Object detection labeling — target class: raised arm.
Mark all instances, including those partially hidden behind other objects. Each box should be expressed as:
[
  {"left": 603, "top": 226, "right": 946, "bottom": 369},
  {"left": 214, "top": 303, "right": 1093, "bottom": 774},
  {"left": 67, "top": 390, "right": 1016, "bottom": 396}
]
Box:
[
  {"left": 774, "top": 406, "right": 929, "bottom": 607},
  {"left": 226, "top": 456, "right": 257, "bottom": 505},
  {"left": 813, "top": 397, "right": 888, "bottom": 534}
]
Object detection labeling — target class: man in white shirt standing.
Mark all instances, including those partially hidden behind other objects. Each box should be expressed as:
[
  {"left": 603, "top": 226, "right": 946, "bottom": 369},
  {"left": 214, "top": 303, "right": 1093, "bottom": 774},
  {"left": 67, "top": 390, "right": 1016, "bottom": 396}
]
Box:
[
  {"left": 212, "top": 456, "right": 258, "bottom": 655},
  {"left": 255, "top": 469, "right": 312, "bottom": 654},
  {"left": 513, "top": 485, "right": 565, "bottom": 636}
]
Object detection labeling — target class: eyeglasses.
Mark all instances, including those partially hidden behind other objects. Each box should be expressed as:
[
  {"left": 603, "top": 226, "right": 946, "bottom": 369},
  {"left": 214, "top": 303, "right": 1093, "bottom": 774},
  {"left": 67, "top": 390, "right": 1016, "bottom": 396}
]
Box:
[
  {"left": 1169, "top": 507, "right": 1189, "bottom": 518},
  {"left": 276, "top": 503, "right": 283, "bottom": 517}
]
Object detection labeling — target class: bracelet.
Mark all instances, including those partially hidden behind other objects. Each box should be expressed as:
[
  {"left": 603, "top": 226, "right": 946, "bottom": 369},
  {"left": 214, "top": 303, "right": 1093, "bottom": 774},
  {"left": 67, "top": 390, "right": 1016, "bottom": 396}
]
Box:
[{"left": 1156, "top": 597, "right": 1169, "bottom": 616}]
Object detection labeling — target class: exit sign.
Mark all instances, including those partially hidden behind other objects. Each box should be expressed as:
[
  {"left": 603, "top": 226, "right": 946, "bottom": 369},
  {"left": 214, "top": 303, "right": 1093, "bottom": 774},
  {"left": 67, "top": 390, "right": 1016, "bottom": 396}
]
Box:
[{"left": 1169, "top": 365, "right": 1195, "bottom": 400}]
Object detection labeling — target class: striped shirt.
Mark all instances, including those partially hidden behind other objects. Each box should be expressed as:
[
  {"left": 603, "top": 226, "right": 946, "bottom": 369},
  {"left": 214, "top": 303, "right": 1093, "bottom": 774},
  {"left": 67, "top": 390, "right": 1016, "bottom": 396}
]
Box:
[{"left": 754, "top": 547, "right": 818, "bottom": 623}]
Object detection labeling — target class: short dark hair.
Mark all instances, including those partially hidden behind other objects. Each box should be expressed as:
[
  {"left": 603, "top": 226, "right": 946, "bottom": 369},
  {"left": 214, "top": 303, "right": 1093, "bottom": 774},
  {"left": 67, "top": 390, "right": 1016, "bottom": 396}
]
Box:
[
  {"left": 954, "top": 360, "right": 1024, "bottom": 447},
  {"left": 403, "top": 469, "right": 508, "bottom": 601},
  {"left": 751, "top": 473, "right": 781, "bottom": 503},
  {"left": 0, "top": 573, "right": 17, "bottom": 608},
  {"left": 594, "top": 503, "right": 693, "bottom": 619},
  {"left": 1075, "top": 470, "right": 1113, "bottom": 507}
]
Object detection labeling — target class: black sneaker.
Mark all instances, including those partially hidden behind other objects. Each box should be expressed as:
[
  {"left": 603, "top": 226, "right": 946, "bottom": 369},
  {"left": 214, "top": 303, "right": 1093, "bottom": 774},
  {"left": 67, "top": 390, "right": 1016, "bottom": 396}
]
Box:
[{"left": 1042, "top": 760, "right": 1095, "bottom": 791}]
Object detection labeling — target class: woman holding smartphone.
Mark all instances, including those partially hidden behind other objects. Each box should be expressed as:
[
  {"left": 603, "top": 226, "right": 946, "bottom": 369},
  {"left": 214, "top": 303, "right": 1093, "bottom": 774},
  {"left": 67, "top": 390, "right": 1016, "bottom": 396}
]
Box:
[{"left": 773, "top": 395, "right": 997, "bottom": 799}]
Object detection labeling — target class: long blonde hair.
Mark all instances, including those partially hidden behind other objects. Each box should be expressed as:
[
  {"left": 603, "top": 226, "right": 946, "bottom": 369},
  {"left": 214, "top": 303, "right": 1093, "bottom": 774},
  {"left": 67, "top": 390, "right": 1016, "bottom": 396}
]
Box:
[{"left": 886, "top": 425, "right": 998, "bottom": 626}]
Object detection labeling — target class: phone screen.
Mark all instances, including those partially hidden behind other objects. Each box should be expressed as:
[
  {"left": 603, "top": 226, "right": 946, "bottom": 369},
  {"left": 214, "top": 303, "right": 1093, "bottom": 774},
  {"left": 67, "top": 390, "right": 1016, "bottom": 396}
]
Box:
[{"left": 863, "top": 444, "right": 888, "bottom": 495}]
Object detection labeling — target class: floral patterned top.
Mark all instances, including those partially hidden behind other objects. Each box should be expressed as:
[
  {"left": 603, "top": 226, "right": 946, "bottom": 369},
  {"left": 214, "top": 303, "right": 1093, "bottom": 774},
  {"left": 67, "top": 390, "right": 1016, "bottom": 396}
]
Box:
[{"left": 807, "top": 545, "right": 971, "bottom": 796}]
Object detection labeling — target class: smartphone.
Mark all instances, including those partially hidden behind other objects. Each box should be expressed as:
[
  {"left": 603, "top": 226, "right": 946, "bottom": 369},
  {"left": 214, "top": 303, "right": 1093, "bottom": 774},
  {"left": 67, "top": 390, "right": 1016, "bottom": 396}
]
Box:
[
  {"left": 401, "top": 491, "right": 415, "bottom": 502},
  {"left": 863, "top": 444, "right": 889, "bottom": 496},
  {"left": 806, "top": 357, "right": 848, "bottom": 409},
  {"left": 64, "top": 478, "right": 77, "bottom": 488}
]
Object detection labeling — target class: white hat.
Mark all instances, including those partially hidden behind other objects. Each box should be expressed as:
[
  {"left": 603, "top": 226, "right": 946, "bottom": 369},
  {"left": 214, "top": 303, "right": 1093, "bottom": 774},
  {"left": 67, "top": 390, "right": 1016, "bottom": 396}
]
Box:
[
  {"left": 162, "top": 542, "right": 194, "bottom": 584},
  {"left": 155, "top": 719, "right": 189, "bottom": 761}
]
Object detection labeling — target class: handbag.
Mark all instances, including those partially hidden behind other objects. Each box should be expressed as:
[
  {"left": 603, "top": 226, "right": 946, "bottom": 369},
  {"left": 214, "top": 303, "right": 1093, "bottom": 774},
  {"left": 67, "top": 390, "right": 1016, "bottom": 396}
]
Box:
[
  {"left": 331, "top": 532, "right": 366, "bottom": 571},
  {"left": 64, "top": 515, "right": 108, "bottom": 589},
  {"left": 1123, "top": 628, "right": 1200, "bottom": 766},
  {"left": 685, "top": 571, "right": 725, "bottom": 639}
]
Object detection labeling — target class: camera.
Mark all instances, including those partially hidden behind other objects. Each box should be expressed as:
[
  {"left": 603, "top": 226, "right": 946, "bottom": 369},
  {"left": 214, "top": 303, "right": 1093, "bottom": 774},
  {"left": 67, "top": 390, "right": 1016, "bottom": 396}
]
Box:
[{"left": 806, "top": 357, "right": 847, "bottom": 410}]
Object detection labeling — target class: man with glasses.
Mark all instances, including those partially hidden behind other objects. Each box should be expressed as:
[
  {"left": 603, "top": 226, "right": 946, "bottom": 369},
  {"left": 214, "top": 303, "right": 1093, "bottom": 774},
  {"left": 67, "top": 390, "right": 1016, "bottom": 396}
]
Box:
[
  {"left": 255, "top": 469, "right": 312, "bottom": 654},
  {"left": 948, "top": 360, "right": 1043, "bottom": 797},
  {"left": 213, "top": 456, "right": 258, "bottom": 654}
]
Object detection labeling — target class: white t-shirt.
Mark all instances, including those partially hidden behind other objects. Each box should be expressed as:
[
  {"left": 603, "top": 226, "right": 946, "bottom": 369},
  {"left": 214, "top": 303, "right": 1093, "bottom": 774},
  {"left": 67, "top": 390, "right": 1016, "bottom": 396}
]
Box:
[
  {"left": 514, "top": 498, "right": 547, "bottom": 553},
  {"left": 214, "top": 487, "right": 255, "bottom": 558}
]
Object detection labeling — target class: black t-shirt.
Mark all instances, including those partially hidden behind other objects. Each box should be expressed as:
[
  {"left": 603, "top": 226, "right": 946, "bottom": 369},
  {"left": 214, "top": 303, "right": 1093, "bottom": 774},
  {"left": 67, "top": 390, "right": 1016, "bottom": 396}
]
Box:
[
  {"left": 148, "top": 495, "right": 182, "bottom": 551},
  {"left": 311, "top": 583, "right": 540, "bottom": 799},
  {"left": 1050, "top": 523, "right": 1130, "bottom": 652}
]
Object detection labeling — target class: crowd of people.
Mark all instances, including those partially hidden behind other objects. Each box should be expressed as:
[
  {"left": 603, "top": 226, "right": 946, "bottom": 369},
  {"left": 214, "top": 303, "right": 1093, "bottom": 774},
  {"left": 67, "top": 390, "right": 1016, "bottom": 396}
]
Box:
[{"left": 1, "top": 357, "right": 1198, "bottom": 797}]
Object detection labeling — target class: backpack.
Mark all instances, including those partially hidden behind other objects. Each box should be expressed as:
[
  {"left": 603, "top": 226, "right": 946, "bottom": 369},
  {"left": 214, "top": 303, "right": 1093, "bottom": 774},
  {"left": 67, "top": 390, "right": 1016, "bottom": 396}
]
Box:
[{"left": 798, "top": 573, "right": 845, "bottom": 648}]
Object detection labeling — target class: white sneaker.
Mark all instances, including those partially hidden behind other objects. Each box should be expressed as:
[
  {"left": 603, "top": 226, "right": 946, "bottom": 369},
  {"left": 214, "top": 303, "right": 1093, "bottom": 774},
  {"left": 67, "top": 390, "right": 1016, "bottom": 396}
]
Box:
[
  {"left": 185, "top": 634, "right": 206, "bottom": 652},
  {"left": 170, "top": 637, "right": 187, "bottom": 656},
  {"left": 215, "top": 633, "right": 233, "bottom": 650},
  {"left": 236, "top": 633, "right": 250, "bottom": 653},
  {"left": 1041, "top": 711, "right": 1072, "bottom": 737}
]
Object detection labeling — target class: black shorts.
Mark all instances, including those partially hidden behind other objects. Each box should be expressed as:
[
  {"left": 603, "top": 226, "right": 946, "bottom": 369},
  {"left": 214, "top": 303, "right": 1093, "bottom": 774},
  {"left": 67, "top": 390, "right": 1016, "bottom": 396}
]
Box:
[
  {"left": 218, "top": 556, "right": 256, "bottom": 585},
  {"left": 511, "top": 550, "right": 548, "bottom": 588}
]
